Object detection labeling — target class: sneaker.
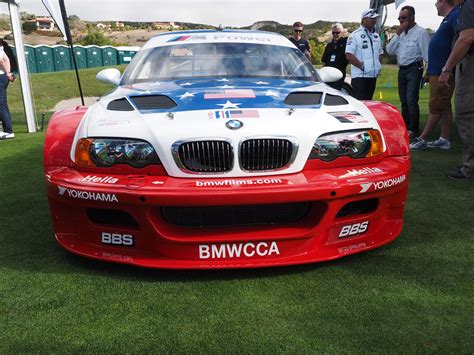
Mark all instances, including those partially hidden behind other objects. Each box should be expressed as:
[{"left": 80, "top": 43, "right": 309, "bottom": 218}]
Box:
[
  {"left": 427, "top": 137, "right": 451, "bottom": 150},
  {"left": 0, "top": 132, "right": 14, "bottom": 139},
  {"left": 448, "top": 167, "right": 470, "bottom": 180},
  {"left": 410, "top": 137, "right": 427, "bottom": 151}
]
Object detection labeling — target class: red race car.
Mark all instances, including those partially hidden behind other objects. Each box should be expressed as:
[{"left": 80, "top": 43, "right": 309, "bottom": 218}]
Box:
[{"left": 44, "top": 30, "right": 409, "bottom": 269}]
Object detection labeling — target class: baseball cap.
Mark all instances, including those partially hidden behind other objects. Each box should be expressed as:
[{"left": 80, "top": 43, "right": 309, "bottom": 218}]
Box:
[{"left": 361, "top": 9, "right": 380, "bottom": 19}]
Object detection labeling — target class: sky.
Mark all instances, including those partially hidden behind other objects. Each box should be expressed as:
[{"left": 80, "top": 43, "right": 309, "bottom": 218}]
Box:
[{"left": 2, "top": 0, "right": 443, "bottom": 30}]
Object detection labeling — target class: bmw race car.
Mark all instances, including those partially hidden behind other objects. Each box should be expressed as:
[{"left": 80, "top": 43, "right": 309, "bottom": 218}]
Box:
[{"left": 44, "top": 30, "right": 410, "bottom": 269}]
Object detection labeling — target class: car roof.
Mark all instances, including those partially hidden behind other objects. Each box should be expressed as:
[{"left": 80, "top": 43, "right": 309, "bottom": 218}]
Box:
[{"left": 142, "top": 29, "right": 295, "bottom": 50}]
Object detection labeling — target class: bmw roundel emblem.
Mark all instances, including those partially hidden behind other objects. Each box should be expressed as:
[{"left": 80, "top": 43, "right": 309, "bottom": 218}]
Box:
[{"left": 226, "top": 120, "right": 243, "bottom": 130}]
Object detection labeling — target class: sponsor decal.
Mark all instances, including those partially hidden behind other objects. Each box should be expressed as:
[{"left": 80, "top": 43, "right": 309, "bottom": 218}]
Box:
[
  {"left": 204, "top": 89, "right": 255, "bottom": 99},
  {"left": 328, "top": 111, "right": 368, "bottom": 123},
  {"left": 101, "top": 232, "right": 134, "bottom": 246},
  {"left": 167, "top": 35, "right": 207, "bottom": 42},
  {"left": 347, "top": 167, "right": 383, "bottom": 176},
  {"left": 208, "top": 109, "right": 260, "bottom": 119},
  {"left": 212, "top": 34, "right": 271, "bottom": 42},
  {"left": 195, "top": 178, "right": 283, "bottom": 187},
  {"left": 338, "top": 221, "right": 369, "bottom": 238},
  {"left": 359, "top": 174, "right": 406, "bottom": 193},
  {"left": 338, "top": 243, "right": 367, "bottom": 255},
  {"left": 102, "top": 252, "right": 134, "bottom": 262},
  {"left": 82, "top": 175, "right": 119, "bottom": 184},
  {"left": 199, "top": 241, "right": 280, "bottom": 259},
  {"left": 58, "top": 186, "right": 118, "bottom": 203}
]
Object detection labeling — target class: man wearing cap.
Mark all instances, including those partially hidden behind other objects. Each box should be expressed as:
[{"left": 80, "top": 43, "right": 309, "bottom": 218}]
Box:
[
  {"left": 386, "top": 6, "right": 430, "bottom": 138},
  {"left": 345, "top": 9, "right": 384, "bottom": 100}
]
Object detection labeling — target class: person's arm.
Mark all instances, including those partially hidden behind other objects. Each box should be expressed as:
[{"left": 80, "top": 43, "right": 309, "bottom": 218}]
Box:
[
  {"left": 439, "top": 28, "right": 474, "bottom": 86},
  {"left": 420, "top": 29, "right": 430, "bottom": 64},
  {"left": 386, "top": 34, "right": 401, "bottom": 55},
  {"left": 346, "top": 53, "right": 364, "bottom": 70},
  {"left": 305, "top": 41, "right": 312, "bottom": 61},
  {"left": 0, "top": 52, "right": 13, "bottom": 81}
]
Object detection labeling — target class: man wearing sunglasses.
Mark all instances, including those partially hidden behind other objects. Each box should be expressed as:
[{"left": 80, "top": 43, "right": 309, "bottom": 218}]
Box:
[
  {"left": 322, "top": 23, "right": 349, "bottom": 90},
  {"left": 289, "top": 21, "right": 312, "bottom": 61},
  {"left": 345, "top": 9, "right": 384, "bottom": 100},
  {"left": 386, "top": 5, "right": 430, "bottom": 139}
]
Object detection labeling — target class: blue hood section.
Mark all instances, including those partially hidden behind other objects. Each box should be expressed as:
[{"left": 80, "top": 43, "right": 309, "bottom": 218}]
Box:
[{"left": 118, "top": 78, "right": 323, "bottom": 113}]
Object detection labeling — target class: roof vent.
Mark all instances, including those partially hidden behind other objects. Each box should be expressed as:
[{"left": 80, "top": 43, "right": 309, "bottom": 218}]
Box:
[
  {"left": 107, "top": 98, "right": 134, "bottom": 111},
  {"left": 324, "top": 94, "right": 349, "bottom": 106},
  {"left": 284, "top": 92, "right": 323, "bottom": 106},
  {"left": 130, "top": 95, "right": 177, "bottom": 110}
]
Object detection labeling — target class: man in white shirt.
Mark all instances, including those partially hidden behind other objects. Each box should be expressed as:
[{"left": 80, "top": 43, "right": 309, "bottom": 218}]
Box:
[
  {"left": 387, "top": 5, "right": 430, "bottom": 138},
  {"left": 346, "top": 9, "right": 384, "bottom": 100},
  {"left": 0, "top": 46, "right": 14, "bottom": 139}
]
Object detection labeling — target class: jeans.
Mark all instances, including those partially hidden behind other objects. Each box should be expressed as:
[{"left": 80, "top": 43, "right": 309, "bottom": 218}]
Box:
[
  {"left": 351, "top": 78, "right": 377, "bottom": 100},
  {"left": 0, "top": 74, "right": 12, "bottom": 133},
  {"left": 398, "top": 65, "right": 423, "bottom": 134}
]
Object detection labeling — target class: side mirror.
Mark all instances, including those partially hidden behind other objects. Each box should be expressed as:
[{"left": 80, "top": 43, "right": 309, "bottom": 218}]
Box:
[
  {"left": 96, "top": 68, "right": 121, "bottom": 86},
  {"left": 318, "top": 67, "right": 343, "bottom": 83}
]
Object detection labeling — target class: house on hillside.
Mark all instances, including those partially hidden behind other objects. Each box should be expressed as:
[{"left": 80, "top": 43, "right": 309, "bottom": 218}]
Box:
[
  {"left": 29, "top": 17, "right": 55, "bottom": 31},
  {"left": 96, "top": 23, "right": 108, "bottom": 30},
  {"left": 115, "top": 21, "right": 125, "bottom": 28},
  {"left": 152, "top": 22, "right": 180, "bottom": 30}
]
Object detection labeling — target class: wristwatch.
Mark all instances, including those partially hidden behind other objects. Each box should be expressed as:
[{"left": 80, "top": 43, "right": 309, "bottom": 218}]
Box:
[{"left": 441, "top": 66, "right": 452, "bottom": 73}]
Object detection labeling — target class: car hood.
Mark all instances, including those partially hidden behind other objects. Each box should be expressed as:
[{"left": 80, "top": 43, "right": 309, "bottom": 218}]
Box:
[{"left": 73, "top": 78, "right": 383, "bottom": 178}]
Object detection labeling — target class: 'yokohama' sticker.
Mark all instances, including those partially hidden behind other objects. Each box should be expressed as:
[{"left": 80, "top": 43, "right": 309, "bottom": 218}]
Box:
[
  {"left": 359, "top": 174, "right": 406, "bottom": 193},
  {"left": 58, "top": 186, "right": 119, "bottom": 203}
]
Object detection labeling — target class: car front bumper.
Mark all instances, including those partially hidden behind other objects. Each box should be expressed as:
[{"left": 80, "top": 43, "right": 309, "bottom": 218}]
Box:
[{"left": 45, "top": 156, "right": 409, "bottom": 269}]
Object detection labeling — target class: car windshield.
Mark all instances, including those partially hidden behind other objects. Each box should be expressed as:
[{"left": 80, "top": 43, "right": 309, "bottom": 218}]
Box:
[{"left": 121, "top": 42, "right": 319, "bottom": 84}]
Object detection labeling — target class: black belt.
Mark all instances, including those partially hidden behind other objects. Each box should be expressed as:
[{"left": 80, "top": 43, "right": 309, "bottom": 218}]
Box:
[{"left": 400, "top": 60, "right": 423, "bottom": 70}]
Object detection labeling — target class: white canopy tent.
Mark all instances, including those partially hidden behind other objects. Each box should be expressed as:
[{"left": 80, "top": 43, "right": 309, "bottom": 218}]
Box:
[
  {"left": 2, "top": 0, "right": 36, "bottom": 132},
  {"left": 370, "top": 0, "right": 407, "bottom": 33}
]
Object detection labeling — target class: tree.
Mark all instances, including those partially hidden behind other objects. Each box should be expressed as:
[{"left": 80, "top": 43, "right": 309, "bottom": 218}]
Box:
[
  {"left": 22, "top": 21, "right": 37, "bottom": 34},
  {"left": 80, "top": 31, "right": 113, "bottom": 46},
  {"left": 20, "top": 11, "right": 35, "bottom": 21},
  {"left": 309, "top": 40, "right": 325, "bottom": 66}
]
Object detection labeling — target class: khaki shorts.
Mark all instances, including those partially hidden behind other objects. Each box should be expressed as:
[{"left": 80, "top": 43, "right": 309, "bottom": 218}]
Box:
[{"left": 429, "top": 75, "right": 455, "bottom": 114}]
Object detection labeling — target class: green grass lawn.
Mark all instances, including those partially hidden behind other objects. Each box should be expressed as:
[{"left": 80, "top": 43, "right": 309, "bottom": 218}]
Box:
[{"left": 0, "top": 66, "right": 473, "bottom": 353}]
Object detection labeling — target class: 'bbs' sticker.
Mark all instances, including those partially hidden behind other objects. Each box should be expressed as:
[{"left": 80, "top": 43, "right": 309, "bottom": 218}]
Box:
[
  {"left": 338, "top": 221, "right": 369, "bottom": 238},
  {"left": 101, "top": 233, "right": 134, "bottom": 246}
]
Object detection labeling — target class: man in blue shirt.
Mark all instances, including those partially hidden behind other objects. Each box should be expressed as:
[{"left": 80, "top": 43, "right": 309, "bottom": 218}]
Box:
[
  {"left": 410, "top": 0, "right": 460, "bottom": 150},
  {"left": 439, "top": 0, "right": 474, "bottom": 179}
]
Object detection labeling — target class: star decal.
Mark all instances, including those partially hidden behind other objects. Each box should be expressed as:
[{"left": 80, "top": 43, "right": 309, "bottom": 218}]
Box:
[
  {"left": 284, "top": 80, "right": 300, "bottom": 85},
  {"left": 254, "top": 81, "right": 270, "bottom": 85},
  {"left": 181, "top": 82, "right": 193, "bottom": 86},
  {"left": 218, "top": 85, "right": 235, "bottom": 89},
  {"left": 150, "top": 81, "right": 162, "bottom": 86},
  {"left": 178, "top": 92, "right": 195, "bottom": 99},
  {"left": 217, "top": 100, "right": 241, "bottom": 109},
  {"left": 218, "top": 78, "right": 230, "bottom": 82},
  {"left": 264, "top": 90, "right": 279, "bottom": 97}
]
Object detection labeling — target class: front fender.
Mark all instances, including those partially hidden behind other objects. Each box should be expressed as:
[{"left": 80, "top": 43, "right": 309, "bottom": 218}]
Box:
[
  {"left": 364, "top": 101, "right": 409, "bottom": 157},
  {"left": 44, "top": 107, "right": 88, "bottom": 168}
]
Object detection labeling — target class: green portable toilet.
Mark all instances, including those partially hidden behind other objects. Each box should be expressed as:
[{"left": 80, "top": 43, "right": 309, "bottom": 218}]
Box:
[
  {"left": 73, "top": 46, "right": 88, "bottom": 69},
  {"left": 86, "top": 45, "right": 103, "bottom": 68},
  {"left": 35, "top": 45, "right": 55, "bottom": 72},
  {"left": 117, "top": 46, "right": 140, "bottom": 65},
  {"left": 52, "top": 45, "right": 72, "bottom": 71},
  {"left": 101, "top": 46, "right": 118, "bottom": 66},
  {"left": 24, "top": 45, "right": 38, "bottom": 73}
]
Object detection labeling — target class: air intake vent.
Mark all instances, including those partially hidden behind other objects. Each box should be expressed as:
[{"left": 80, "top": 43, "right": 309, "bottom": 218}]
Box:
[
  {"left": 175, "top": 140, "right": 233, "bottom": 173},
  {"left": 107, "top": 98, "right": 134, "bottom": 111},
  {"left": 284, "top": 92, "right": 323, "bottom": 106},
  {"left": 324, "top": 94, "right": 349, "bottom": 106},
  {"left": 130, "top": 95, "right": 177, "bottom": 110},
  {"left": 162, "top": 202, "right": 311, "bottom": 227},
  {"left": 240, "top": 138, "right": 295, "bottom": 171}
]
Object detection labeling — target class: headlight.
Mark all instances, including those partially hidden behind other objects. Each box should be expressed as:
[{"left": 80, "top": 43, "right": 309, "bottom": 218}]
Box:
[
  {"left": 309, "top": 129, "right": 383, "bottom": 161},
  {"left": 75, "top": 138, "right": 160, "bottom": 168}
]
